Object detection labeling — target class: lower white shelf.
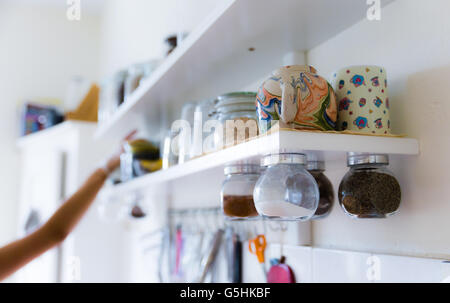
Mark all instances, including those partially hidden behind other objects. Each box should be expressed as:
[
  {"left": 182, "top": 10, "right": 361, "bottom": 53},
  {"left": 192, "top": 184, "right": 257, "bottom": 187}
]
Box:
[{"left": 106, "top": 130, "right": 419, "bottom": 196}]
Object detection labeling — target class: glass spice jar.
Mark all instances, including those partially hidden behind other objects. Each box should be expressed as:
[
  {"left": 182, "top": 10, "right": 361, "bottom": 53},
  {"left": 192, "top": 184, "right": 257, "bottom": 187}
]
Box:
[
  {"left": 338, "top": 153, "right": 401, "bottom": 219},
  {"left": 253, "top": 153, "right": 319, "bottom": 221},
  {"left": 212, "top": 92, "right": 258, "bottom": 150},
  {"left": 221, "top": 163, "right": 260, "bottom": 220},
  {"left": 98, "top": 70, "right": 126, "bottom": 123},
  {"left": 307, "top": 161, "right": 334, "bottom": 219}
]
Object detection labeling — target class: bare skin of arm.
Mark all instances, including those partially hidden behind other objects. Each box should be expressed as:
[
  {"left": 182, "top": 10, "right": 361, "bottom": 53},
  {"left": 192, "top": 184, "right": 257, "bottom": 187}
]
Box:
[{"left": 0, "top": 154, "right": 121, "bottom": 282}]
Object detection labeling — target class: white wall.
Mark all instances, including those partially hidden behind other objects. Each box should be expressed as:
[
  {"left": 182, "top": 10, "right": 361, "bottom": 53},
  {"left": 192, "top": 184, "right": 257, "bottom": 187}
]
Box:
[
  {"left": 0, "top": 2, "right": 101, "bottom": 246},
  {"left": 307, "top": 0, "right": 450, "bottom": 259},
  {"left": 99, "top": 0, "right": 219, "bottom": 77}
]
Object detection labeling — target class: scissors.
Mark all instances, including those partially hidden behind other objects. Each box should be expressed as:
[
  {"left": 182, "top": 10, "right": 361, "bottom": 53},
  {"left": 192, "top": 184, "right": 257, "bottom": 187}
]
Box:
[{"left": 248, "top": 234, "right": 267, "bottom": 278}]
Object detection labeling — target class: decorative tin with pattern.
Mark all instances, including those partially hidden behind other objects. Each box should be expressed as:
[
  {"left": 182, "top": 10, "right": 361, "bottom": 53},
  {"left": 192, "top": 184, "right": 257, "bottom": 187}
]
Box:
[
  {"left": 331, "top": 65, "right": 390, "bottom": 134},
  {"left": 256, "top": 65, "right": 337, "bottom": 134}
]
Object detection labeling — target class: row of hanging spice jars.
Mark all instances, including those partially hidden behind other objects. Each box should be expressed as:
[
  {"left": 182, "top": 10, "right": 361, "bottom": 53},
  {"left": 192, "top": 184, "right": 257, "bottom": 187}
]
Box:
[
  {"left": 221, "top": 154, "right": 335, "bottom": 221},
  {"left": 220, "top": 152, "right": 401, "bottom": 221}
]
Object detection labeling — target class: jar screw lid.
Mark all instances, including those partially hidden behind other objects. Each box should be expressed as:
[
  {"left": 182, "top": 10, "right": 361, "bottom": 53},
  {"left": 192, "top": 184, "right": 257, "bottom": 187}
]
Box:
[
  {"left": 261, "top": 153, "right": 307, "bottom": 167},
  {"left": 307, "top": 161, "right": 325, "bottom": 171},
  {"left": 347, "top": 152, "right": 389, "bottom": 166},
  {"left": 224, "top": 164, "right": 260, "bottom": 175}
]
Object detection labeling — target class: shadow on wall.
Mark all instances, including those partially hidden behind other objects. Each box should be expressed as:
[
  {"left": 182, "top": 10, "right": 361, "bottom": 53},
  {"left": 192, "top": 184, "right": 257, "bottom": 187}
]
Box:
[{"left": 389, "top": 65, "right": 450, "bottom": 257}]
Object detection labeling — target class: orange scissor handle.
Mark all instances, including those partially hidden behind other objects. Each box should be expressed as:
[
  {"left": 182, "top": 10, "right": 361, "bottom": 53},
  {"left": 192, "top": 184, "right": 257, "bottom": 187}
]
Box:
[{"left": 248, "top": 235, "right": 266, "bottom": 263}]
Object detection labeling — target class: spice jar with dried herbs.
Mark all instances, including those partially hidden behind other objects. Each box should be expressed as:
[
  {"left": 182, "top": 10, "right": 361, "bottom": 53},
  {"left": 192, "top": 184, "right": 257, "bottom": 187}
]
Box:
[
  {"left": 221, "top": 163, "right": 260, "bottom": 220},
  {"left": 307, "top": 161, "right": 334, "bottom": 219},
  {"left": 338, "top": 153, "right": 401, "bottom": 219}
]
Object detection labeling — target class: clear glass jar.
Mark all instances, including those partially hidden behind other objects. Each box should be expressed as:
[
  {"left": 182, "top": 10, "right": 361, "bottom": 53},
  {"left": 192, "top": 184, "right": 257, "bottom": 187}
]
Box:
[
  {"left": 124, "top": 61, "right": 159, "bottom": 101},
  {"left": 213, "top": 92, "right": 258, "bottom": 150},
  {"left": 98, "top": 70, "right": 126, "bottom": 123},
  {"left": 120, "top": 139, "right": 161, "bottom": 182},
  {"left": 161, "top": 129, "right": 179, "bottom": 169},
  {"left": 253, "top": 153, "right": 319, "bottom": 221},
  {"left": 221, "top": 163, "right": 260, "bottom": 220},
  {"left": 124, "top": 64, "right": 145, "bottom": 100},
  {"left": 307, "top": 161, "right": 334, "bottom": 219},
  {"left": 178, "top": 102, "right": 197, "bottom": 164},
  {"left": 191, "top": 99, "right": 217, "bottom": 157},
  {"left": 338, "top": 153, "right": 401, "bottom": 219}
]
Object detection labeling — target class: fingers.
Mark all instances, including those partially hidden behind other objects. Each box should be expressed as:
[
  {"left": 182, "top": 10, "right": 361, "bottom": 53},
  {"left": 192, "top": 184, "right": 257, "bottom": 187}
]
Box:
[{"left": 123, "top": 130, "right": 137, "bottom": 143}]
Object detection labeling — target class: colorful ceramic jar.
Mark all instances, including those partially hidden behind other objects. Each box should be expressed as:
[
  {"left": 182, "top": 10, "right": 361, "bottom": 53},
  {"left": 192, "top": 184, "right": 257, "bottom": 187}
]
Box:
[
  {"left": 331, "top": 65, "right": 390, "bottom": 134},
  {"left": 256, "top": 65, "right": 337, "bottom": 134}
]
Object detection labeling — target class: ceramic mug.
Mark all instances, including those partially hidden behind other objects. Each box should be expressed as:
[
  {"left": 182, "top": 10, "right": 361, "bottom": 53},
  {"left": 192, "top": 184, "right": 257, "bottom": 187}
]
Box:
[
  {"left": 256, "top": 65, "right": 337, "bottom": 133},
  {"left": 331, "top": 65, "right": 390, "bottom": 134}
]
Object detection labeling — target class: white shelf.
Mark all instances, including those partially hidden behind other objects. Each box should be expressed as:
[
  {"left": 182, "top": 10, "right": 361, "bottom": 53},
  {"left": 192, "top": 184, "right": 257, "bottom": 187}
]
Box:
[
  {"left": 95, "top": 0, "right": 395, "bottom": 140},
  {"left": 17, "top": 121, "right": 97, "bottom": 148},
  {"left": 107, "top": 130, "right": 419, "bottom": 196}
]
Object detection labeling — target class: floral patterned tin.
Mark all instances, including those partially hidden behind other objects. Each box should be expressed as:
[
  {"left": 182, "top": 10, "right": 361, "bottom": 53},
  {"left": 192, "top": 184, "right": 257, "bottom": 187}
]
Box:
[
  {"left": 331, "top": 65, "right": 390, "bottom": 134},
  {"left": 256, "top": 65, "right": 337, "bottom": 134}
]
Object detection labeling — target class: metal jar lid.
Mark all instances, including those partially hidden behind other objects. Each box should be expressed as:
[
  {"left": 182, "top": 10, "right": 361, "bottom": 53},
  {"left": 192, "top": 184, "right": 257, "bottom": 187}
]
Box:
[
  {"left": 224, "top": 164, "right": 260, "bottom": 175},
  {"left": 215, "top": 103, "right": 256, "bottom": 114},
  {"left": 216, "top": 92, "right": 257, "bottom": 107},
  {"left": 261, "top": 153, "right": 307, "bottom": 167},
  {"left": 307, "top": 161, "right": 325, "bottom": 171},
  {"left": 347, "top": 152, "right": 389, "bottom": 166}
]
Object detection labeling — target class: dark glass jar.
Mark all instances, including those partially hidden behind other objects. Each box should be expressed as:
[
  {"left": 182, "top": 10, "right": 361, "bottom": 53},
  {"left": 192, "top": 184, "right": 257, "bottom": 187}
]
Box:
[
  {"left": 307, "top": 161, "right": 334, "bottom": 219},
  {"left": 338, "top": 153, "right": 401, "bottom": 219}
]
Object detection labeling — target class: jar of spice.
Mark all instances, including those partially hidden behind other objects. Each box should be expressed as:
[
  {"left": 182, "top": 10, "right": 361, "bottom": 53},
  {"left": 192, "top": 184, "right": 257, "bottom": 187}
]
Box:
[
  {"left": 124, "top": 63, "right": 145, "bottom": 101},
  {"left": 338, "top": 153, "right": 401, "bottom": 219},
  {"left": 212, "top": 92, "right": 258, "bottom": 150},
  {"left": 120, "top": 139, "right": 161, "bottom": 182},
  {"left": 307, "top": 161, "right": 334, "bottom": 219},
  {"left": 253, "top": 153, "right": 319, "bottom": 221},
  {"left": 98, "top": 70, "right": 126, "bottom": 123},
  {"left": 221, "top": 163, "right": 260, "bottom": 220}
]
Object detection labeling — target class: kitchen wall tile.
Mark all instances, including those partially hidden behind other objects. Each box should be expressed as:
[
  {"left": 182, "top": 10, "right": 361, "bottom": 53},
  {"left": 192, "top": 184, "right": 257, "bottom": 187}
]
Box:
[
  {"left": 312, "top": 248, "right": 372, "bottom": 283},
  {"left": 372, "top": 254, "right": 446, "bottom": 283}
]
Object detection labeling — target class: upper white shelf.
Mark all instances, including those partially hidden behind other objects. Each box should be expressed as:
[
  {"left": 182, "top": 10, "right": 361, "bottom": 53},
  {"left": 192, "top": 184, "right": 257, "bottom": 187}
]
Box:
[
  {"left": 95, "top": 0, "right": 395, "bottom": 140},
  {"left": 108, "top": 130, "right": 419, "bottom": 195}
]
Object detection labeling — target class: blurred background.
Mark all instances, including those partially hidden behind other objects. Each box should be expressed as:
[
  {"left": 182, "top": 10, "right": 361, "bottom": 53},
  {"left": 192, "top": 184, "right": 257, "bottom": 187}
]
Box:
[{"left": 0, "top": 0, "right": 219, "bottom": 283}]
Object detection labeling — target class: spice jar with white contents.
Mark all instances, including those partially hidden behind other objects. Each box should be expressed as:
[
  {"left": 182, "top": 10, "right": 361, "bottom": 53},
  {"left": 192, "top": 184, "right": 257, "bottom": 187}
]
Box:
[
  {"left": 307, "top": 161, "right": 334, "bottom": 219},
  {"left": 338, "top": 153, "right": 401, "bottom": 219},
  {"left": 253, "top": 153, "right": 319, "bottom": 221},
  {"left": 221, "top": 163, "right": 260, "bottom": 220}
]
